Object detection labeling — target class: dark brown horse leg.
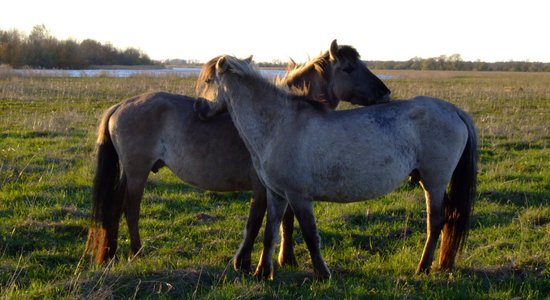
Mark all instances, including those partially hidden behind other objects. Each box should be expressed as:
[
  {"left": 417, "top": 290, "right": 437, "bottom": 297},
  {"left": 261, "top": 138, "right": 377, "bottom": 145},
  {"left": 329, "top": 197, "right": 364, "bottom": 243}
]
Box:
[
  {"left": 278, "top": 206, "right": 298, "bottom": 267},
  {"left": 416, "top": 185, "right": 445, "bottom": 274},
  {"left": 288, "top": 194, "right": 331, "bottom": 279},
  {"left": 124, "top": 177, "right": 146, "bottom": 261},
  {"left": 233, "top": 184, "right": 267, "bottom": 273},
  {"left": 254, "top": 189, "right": 287, "bottom": 280}
]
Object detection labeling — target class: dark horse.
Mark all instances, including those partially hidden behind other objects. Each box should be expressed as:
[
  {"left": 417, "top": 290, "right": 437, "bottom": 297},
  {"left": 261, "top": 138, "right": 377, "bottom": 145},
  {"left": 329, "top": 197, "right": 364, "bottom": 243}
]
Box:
[
  {"left": 86, "top": 40, "right": 391, "bottom": 272},
  {"left": 202, "top": 55, "right": 477, "bottom": 279}
]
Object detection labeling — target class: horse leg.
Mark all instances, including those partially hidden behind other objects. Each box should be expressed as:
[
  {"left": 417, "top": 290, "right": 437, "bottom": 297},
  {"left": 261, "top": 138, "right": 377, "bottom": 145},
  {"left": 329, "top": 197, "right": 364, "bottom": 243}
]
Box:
[
  {"left": 287, "top": 193, "right": 331, "bottom": 279},
  {"left": 233, "top": 181, "right": 266, "bottom": 273},
  {"left": 103, "top": 175, "right": 127, "bottom": 261},
  {"left": 124, "top": 175, "right": 147, "bottom": 261},
  {"left": 254, "top": 189, "right": 287, "bottom": 280},
  {"left": 278, "top": 206, "right": 298, "bottom": 267},
  {"left": 416, "top": 183, "right": 445, "bottom": 274}
]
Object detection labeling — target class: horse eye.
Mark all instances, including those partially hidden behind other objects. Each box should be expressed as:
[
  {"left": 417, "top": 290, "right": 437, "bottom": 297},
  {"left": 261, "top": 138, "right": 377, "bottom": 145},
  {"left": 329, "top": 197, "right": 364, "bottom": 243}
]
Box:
[
  {"left": 205, "top": 78, "right": 213, "bottom": 83},
  {"left": 342, "top": 66, "right": 354, "bottom": 73}
]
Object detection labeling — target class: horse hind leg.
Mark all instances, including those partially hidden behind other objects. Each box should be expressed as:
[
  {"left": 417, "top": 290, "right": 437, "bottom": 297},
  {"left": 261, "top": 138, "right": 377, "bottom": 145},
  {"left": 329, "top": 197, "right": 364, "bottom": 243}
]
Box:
[
  {"left": 278, "top": 206, "right": 298, "bottom": 267},
  {"left": 104, "top": 175, "right": 127, "bottom": 261},
  {"left": 416, "top": 183, "right": 446, "bottom": 274},
  {"left": 123, "top": 172, "right": 148, "bottom": 261}
]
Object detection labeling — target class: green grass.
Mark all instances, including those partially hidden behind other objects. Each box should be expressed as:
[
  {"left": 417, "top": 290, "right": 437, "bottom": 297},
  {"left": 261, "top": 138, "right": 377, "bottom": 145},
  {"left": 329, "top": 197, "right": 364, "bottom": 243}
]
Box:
[{"left": 1, "top": 71, "right": 548, "bottom": 299}]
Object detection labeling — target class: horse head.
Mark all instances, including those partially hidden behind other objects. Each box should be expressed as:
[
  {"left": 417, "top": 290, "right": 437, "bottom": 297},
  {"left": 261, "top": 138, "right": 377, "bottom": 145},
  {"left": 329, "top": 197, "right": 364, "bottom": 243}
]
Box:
[
  {"left": 194, "top": 55, "right": 254, "bottom": 120},
  {"left": 278, "top": 40, "right": 391, "bottom": 108},
  {"left": 327, "top": 39, "right": 391, "bottom": 106}
]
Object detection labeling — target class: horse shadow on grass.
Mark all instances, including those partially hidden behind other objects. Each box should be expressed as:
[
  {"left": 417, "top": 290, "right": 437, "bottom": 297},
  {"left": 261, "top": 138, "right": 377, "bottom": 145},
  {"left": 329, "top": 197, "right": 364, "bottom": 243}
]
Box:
[
  {"left": 459, "top": 261, "right": 549, "bottom": 296},
  {"left": 318, "top": 207, "right": 424, "bottom": 252},
  {"left": 2, "top": 183, "right": 93, "bottom": 257},
  {"left": 479, "top": 189, "right": 549, "bottom": 208},
  {"left": 137, "top": 180, "right": 252, "bottom": 224},
  {"left": 77, "top": 265, "right": 221, "bottom": 298},
  {"left": 1, "top": 179, "right": 247, "bottom": 262},
  {"left": 77, "top": 263, "right": 368, "bottom": 299},
  {"left": 1, "top": 216, "right": 87, "bottom": 270},
  {"left": 471, "top": 189, "right": 550, "bottom": 230}
]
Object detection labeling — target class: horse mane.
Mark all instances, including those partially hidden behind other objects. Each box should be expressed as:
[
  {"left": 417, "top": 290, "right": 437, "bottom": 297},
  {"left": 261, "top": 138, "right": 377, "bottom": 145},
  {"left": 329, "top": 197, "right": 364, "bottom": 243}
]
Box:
[
  {"left": 282, "top": 52, "right": 330, "bottom": 86},
  {"left": 195, "top": 55, "right": 223, "bottom": 100},
  {"left": 223, "top": 56, "right": 329, "bottom": 113}
]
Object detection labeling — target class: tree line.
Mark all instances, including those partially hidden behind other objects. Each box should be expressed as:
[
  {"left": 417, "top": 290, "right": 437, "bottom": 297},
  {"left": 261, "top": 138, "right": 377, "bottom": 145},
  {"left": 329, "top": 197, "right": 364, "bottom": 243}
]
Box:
[
  {"left": 2, "top": 25, "right": 549, "bottom": 72},
  {"left": 0, "top": 25, "right": 157, "bottom": 69},
  {"left": 366, "top": 54, "right": 550, "bottom": 72},
  {"left": 256, "top": 55, "right": 550, "bottom": 72}
]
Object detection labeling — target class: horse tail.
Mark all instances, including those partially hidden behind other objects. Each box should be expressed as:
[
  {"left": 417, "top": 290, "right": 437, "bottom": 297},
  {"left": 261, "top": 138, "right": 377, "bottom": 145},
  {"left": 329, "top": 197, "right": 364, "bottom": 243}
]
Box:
[
  {"left": 439, "top": 108, "right": 478, "bottom": 270},
  {"left": 85, "top": 103, "right": 125, "bottom": 264}
]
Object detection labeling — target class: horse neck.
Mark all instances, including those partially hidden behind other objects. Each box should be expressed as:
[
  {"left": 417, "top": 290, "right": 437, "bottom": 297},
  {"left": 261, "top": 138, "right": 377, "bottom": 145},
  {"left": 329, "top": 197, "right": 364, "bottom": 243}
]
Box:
[{"left": 224, "top": 76, "right": 292, "bottom": 156}]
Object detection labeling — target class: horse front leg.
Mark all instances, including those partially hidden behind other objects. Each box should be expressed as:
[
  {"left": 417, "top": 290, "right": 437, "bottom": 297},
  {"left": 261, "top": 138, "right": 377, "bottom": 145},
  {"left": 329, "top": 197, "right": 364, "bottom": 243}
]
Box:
[
  {"left": 254, "top": 189, "right": 287, "bottom": 280},
  {"left": 234, "top": 182, "right": 267, "bottom": 273},
  {"left": 287, "top": 193, "right": 331, "bottom": 279}
]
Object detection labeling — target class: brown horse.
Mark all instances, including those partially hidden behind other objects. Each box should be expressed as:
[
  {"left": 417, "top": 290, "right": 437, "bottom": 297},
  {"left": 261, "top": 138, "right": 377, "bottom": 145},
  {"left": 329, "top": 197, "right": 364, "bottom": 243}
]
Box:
[{"left": 86, "top": 40, "right": 391, "bottom": 272}]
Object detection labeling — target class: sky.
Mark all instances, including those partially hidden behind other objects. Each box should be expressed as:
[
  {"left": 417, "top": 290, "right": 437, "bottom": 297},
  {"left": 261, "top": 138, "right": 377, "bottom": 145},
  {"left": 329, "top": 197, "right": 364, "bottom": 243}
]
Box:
[{"left": 2, "top": 0, "right": 549, "bottom": 63}]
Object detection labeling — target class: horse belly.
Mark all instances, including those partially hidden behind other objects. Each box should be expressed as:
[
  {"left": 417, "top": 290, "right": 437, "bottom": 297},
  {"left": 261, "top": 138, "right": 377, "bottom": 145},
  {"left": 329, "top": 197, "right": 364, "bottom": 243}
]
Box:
[
  {"left": 312, "top": 172, "right": 408, "bottom": 203},
  {"left": 166, "top": 151, "right": 253, "bottom": 192},
  {"left": 308, "top": 154, "right": 413, "bottom": 203}
]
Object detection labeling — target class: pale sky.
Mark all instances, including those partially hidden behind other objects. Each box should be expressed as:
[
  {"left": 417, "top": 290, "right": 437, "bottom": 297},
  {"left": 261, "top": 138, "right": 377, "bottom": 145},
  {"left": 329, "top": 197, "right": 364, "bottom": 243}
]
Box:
[{"left": 2, "top": 0, "right": 549, "bottom": 63}]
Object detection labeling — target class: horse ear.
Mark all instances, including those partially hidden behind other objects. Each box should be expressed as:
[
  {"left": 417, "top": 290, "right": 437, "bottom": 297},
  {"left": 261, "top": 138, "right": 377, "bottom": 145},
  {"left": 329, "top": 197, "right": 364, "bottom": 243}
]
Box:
[
  {"left": 287, "top": 57, "right": 297, "bottom": 71},
  {"left": 216, "top": 56, "right": 229, "bottom": 74},
  {"left": 244, "top": 55, "right": 253, "bottom": 64},
  {"left": 329, "top": 39, "right": 339, "bottom": 61}
]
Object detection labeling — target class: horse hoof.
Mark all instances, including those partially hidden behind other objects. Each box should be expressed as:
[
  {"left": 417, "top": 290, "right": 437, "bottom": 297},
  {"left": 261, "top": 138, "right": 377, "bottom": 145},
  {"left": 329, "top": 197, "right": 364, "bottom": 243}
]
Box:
[
  {"left": 415, "top": 266, "right": 431, "bottom": 275},
  {"left": 127, "top": 249, "right": 143, "bottom": 263},
  {"left": 99, "top": 254, "right": 119, "bottom": 265},
  {"left": 278, "top": 253, "right": 298, "bottom": 267},
  {"left": 127, "top": 254, "right": 138, "bottom": 263},
  {"left": 253, "top": 265, "right": 274, "bottom": 280},
  {"left": 233, "top": 256, "right": 252, "bottom": 273},
  {"left": 314, "top": 268, "right": 332, "bottom": 280}
]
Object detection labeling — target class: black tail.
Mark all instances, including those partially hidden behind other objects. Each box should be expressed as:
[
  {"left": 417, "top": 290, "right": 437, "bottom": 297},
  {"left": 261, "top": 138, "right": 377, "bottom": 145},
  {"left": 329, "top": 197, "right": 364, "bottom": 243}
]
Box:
[
  {"left": 86, "top": 103, "right": 125, "bottom": 264},
  {"left": 439, "top": 109, "right": 478, "bottom": 270}
]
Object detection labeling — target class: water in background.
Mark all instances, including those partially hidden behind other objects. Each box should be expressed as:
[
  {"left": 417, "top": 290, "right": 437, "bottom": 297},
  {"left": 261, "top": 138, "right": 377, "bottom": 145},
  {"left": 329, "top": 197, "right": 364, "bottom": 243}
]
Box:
[
  {"left": 7, "top": 67, "right": 288, "bottom": 78},
  {"left": 6, "top": 68, "right": 391, "bottom": 80}
]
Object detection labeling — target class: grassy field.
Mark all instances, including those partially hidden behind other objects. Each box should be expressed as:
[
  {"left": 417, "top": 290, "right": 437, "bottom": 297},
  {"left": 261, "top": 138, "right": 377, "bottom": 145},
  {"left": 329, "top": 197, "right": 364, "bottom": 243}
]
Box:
[{"left": 0, "top": 70, "right": 548, "bottom": 299}]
